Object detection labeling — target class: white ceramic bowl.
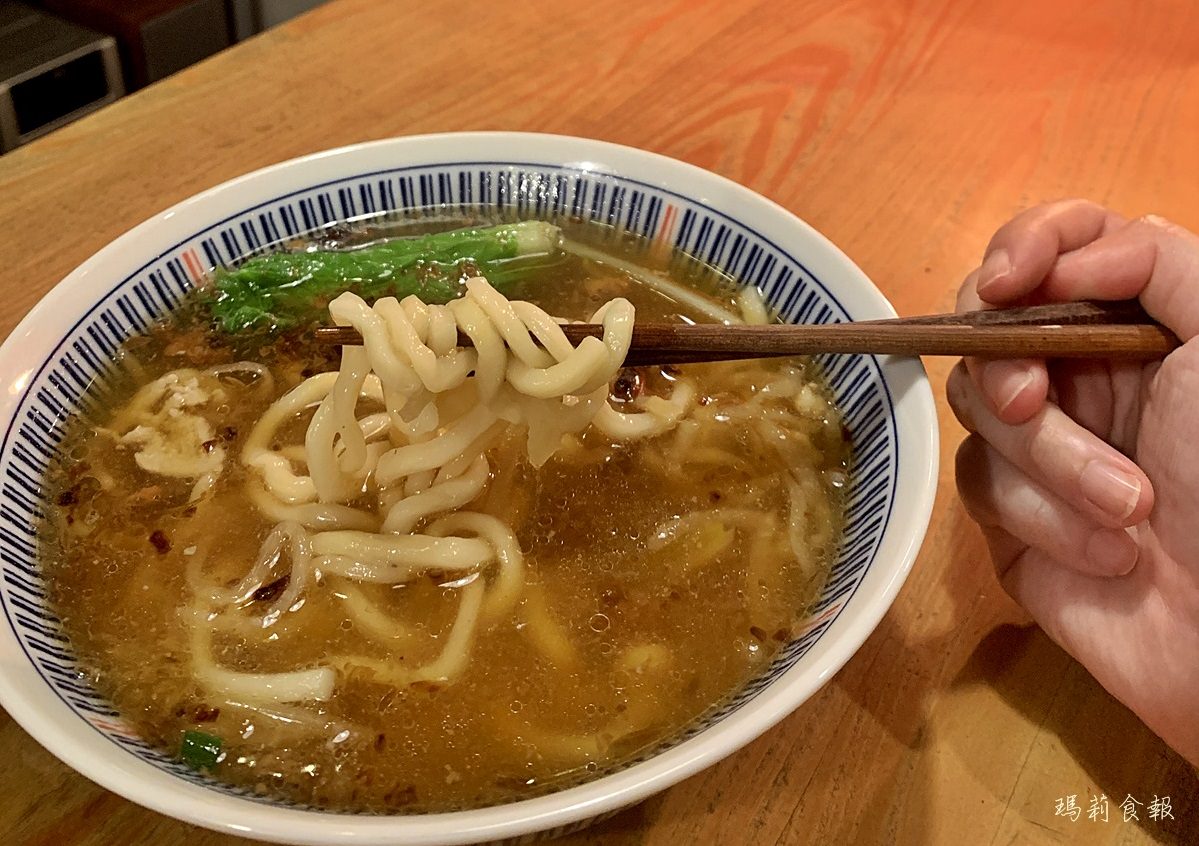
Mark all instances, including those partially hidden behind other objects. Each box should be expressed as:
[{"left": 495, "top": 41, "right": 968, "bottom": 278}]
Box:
[{"left": 0, "top": 133, "right": 937, "bottom": 844}]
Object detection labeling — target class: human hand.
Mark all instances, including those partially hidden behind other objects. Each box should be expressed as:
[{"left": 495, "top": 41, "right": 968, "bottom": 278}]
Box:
[{"left": 948, "top": 200, "right": 1199, "bottom": 767}]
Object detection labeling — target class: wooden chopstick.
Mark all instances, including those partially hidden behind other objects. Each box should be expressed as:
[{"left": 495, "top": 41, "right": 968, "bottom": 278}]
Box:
[{"left": 312, "top": 300, "right": 1178, "bottom": 366}]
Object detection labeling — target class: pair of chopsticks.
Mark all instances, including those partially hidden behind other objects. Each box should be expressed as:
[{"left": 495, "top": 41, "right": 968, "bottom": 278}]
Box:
[{"left": 313, "top": 300, "right": 1178, "bottom": 366}]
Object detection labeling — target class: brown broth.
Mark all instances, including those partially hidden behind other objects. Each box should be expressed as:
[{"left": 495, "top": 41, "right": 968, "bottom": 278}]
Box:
[{"left": 44, "top": 219, "right": 849, "bottom": 813}]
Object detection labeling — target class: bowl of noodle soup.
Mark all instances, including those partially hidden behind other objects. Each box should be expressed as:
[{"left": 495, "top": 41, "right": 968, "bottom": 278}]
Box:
[{"left": 0, "top": 133, "right": 937, "bottom": 844}]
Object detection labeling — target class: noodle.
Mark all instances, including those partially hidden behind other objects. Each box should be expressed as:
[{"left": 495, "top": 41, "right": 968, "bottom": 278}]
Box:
[
  {"left": 204, "top": 277, "right": 833, "bottom": 704},
  {"left": 335, "top": 583, "right": 418, "bottom": 647},
  {"left": 211, "top": 277, "right": 658, "bottom": 693},
  {"left": 186, "top": 604, "right": 335, "bottom": 704},
  {"left": 47, "top": 224, "right": 849, "bottom": 812},
  {"left": 519, "top": 584, "right": 579, "bottom": 667}
]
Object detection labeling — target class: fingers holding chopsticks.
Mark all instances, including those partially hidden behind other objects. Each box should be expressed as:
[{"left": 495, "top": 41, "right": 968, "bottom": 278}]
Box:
[
  {"left": 952, "top": 199, "right": 1191, "bottom": 423},
  {"left": 948, "top": 362, "right": 1154, "bottom": 530},
  {"left": 955, "top": 267, "right": 1048, "bottom": 424},
  {"left": 955, "top": 435, "right": 1141, "bottom": 578},
  {"left": 971, "top": 199, "right": 1127, "bottom": 304},
  {"left": 1040, "top": 215, "right": 1199, "bottom": 342},
  {"left": 961, "top": 200, "right": 1199, "bottom": 339}
]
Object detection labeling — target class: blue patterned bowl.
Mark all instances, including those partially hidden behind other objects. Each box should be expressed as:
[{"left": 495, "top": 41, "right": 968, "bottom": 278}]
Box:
[{"left": 0, "top": 133, "right": 937, "bottom": 844}]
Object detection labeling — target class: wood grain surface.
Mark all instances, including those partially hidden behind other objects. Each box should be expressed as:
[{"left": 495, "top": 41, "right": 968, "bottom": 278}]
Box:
[{"left": 2, "top": 0, "right": 1198, "bottom": 843}]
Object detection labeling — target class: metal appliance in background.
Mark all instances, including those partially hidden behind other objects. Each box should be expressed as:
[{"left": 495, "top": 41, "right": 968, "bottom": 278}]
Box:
[
  {"left": 38, "top": 0, "right": 232, "bottom": 90},
  {"left": 35, "top": 0, "right": 329, "bottom": 90},
  {"left": 0, "top": 0, "right": 329, "bottom": 154},
  {"left": 228, "top": 0, "right": 329, "bottom": 40},
  {"left": 0, "top": 0, "right": 123, "bottom": 153}
]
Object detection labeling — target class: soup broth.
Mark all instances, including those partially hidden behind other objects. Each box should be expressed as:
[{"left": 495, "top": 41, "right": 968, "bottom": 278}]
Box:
[{"left": 45, "top": 216, "right": 849, "bottom": 812}]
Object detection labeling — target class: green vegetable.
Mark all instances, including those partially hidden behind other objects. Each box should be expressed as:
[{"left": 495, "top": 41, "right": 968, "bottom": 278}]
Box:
[
  {"left": 208, "top": 221, "right": 562, "bottom": 331},
  {"left": 181, "top": 729, "right": 222, "bottom": 770}
]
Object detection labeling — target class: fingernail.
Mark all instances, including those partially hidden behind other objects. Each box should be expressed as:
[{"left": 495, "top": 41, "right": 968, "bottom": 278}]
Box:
[
  {"left": 1080, "top": 461, "right": 1142, "bottom": 522},
  {"left": 995, "top": 368, "right": 1035, "bottom": 416},
  {"left": 1086, "top": 528, "right": 1139, "bottom": 576},
  {"left": 976, "top": 248, "right": 1011, "bottom": 298}
]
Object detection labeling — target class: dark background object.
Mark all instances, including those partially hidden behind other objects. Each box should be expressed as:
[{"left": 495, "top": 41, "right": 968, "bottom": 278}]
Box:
[
  {"left": 0, "top": 0, "right": 123, "bottom": 152},
  {"left": 226, "top": 0, "right": 329, "bottom": 42},
  {"left": 38, "top": 0, "right": 231, "bottom": 90},
  {"left": 1, "top": 0, "right": 330, "bottom": 154},
  {"left": 226, "top": 0, "right": 256, "bottom": 40},
  {"left": 254, "top": 0, "right": 326, "bottom": 29}
]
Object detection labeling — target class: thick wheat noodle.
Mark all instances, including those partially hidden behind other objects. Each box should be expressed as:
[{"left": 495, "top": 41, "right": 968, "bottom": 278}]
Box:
[
  {"left": 510, "top": 301, "right": 576, "bottom": 359},
  {"left": 306, "top": 345, "right": 370, "bottom": 501},
  {"left": 745, "top": 516, "right": 789, "bottom": 628},
  {"left": 507, "top": 338, "right": 612, "bottom": 399},
  {"left": 225, "top": 277, "right": 730, "bottom": 698},
  {"left": 400, "top": 467, "right": 437, "bottom": 499},
  {"left": 204, "top": 521, "right": 314, "bottom": 626},
  {"left": 519, "top": 583, "right": 579, "bottom": 667},
  {"left": 335, "top": 583, "right": 417, "bottom": 647},
  {"left": 493, "top": 685, "right": 666, "bottom": 763},
  {"left": 448, "top": 297, "right": 506, "bottom": 401},
  {"left": 335, "top": 578, "right": 485, "bottom": 686},
  {"left": 354, "top": 297, "right": 446, "bottom": 398},
  {"left": 466, "top": 278, "right": 559, "bottom": 368},
  {"left": 426, "top": 511, "right": 524, "bottom": 623},
  {"left": 651, "top": 507, "right": 790, "bottom": 628},
  {"left": 786, "top": 470, "right": 834, "bottom": 571},
  {"left": 374, "top": 406, "right": 497, "bottom": 485},
  {"left": 246, "top": 482, "right": 379, "bottom": 532},
  {"left": 312, "top": 531, "right": 495, "bottom": 579},
  {"left": 243, "top": 372, "right": 385, "bottom": 504},
  {"left": 435, "top": 423, "right": 504, "bottom": 483},
  {"left": 737, "top": 287, "right": 771, "bottom": 325},
  {"left": 381, "top": 455, "right": 490, "bottom": 533},
  {"left": 594, "top": 381, "right": 695, "bottom": 439},
  {"left": 187, "top": 603, "right": 335, "bottom": 704}
]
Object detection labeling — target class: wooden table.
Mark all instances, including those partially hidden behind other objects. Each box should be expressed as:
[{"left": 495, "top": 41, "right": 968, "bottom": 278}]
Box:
[{"left": 2, "top": 1, "right": 1197, "bottom": 843}]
